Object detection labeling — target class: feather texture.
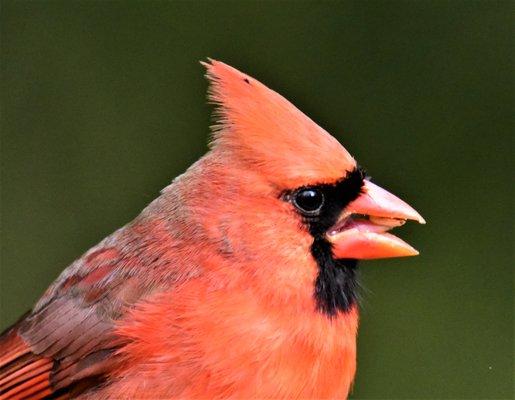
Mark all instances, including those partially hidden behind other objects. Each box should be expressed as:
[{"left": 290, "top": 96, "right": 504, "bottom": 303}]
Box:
[{"left": 0, "top": 59, "right": 379, "bottom": 398}]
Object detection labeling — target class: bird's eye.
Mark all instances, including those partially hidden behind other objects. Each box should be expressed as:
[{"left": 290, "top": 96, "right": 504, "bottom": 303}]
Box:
[{"left": 293, "top": 188, "right": 324, "bottom": 215}]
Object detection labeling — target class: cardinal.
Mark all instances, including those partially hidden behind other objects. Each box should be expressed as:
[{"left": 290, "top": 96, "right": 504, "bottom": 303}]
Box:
[{"left": 0, "top": 60, "right": 424, "bottom": 399}]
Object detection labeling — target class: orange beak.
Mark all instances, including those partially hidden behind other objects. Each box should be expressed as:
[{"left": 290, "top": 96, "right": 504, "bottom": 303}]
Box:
[{"left": 327, "top": 180, "right": 425, "bottom": 259}]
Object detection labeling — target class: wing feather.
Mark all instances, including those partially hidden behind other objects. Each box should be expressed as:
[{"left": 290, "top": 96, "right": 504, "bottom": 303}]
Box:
[{"left": 1, "top": 212, "right": 202, "bottom": 398}]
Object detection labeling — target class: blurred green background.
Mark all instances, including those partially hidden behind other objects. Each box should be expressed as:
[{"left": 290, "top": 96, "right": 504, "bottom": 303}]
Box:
[{"left": 1, "top": 1, "right": 512, "bottom": 398}]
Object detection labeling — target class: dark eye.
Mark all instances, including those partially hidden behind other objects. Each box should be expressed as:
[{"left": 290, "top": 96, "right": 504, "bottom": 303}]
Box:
[{"left": 293, "top": 188, "right": 324, "bottom": 215}]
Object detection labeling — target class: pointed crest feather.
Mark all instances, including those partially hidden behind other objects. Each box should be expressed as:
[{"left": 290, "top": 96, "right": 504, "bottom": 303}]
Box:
[{"left": 203, "top": 59, "right": 355, "bottom": 188}]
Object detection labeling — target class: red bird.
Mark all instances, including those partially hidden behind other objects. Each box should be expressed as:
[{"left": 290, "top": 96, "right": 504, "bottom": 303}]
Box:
[{"left": 0, "top": 60, "right": 424, "bottom": 399}]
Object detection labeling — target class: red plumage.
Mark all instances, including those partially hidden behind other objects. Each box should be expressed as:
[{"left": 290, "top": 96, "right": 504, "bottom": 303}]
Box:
[{"left": 0, "top": 60, "right": 424, "bottom": 399}]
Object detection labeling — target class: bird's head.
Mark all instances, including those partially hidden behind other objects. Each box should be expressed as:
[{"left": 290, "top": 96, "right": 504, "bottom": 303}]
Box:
[{"left": 171, "top": 60, "right": 424, "bottom": 316}]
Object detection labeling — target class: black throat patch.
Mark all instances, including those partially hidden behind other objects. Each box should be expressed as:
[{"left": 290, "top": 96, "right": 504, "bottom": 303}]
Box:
[
  {"left": 311, "top": 238, "right": 359, "bottom": 316},
  {"left": 285, "top": 167, "right": 365, "bottom": 317}
]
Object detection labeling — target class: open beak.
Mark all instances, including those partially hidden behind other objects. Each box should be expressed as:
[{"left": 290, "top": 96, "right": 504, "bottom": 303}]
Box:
[{"left": 327, "top": 180, "right": 425, "bottom": 259}]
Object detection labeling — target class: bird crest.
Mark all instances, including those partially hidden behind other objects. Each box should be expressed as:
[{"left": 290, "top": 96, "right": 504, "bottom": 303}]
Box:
[{"left": 203, "top": 59, "right": 356, "bottom": 188}]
